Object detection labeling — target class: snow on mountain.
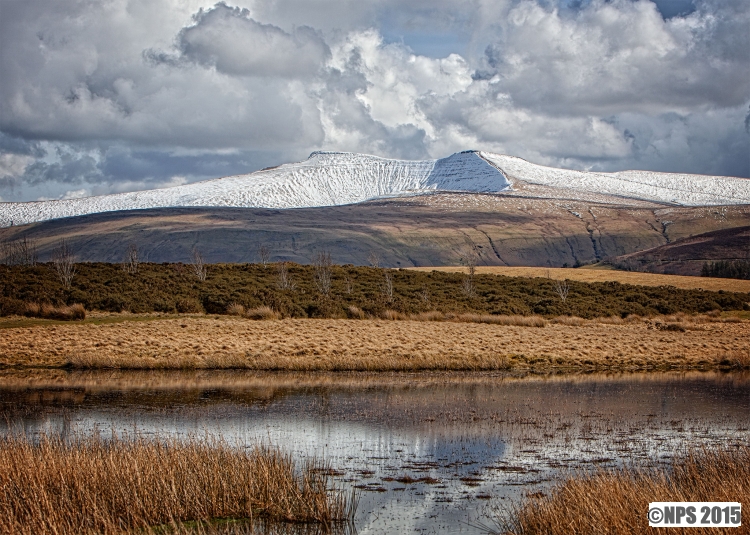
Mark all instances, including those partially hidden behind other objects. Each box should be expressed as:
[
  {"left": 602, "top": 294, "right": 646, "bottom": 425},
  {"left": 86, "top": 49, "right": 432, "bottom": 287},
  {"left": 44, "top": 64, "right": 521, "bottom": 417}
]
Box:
[
  {"left": 1, "top": 150, "right": 749, "bottom": 228},
  {"left": 481, "top": 153, "right": 750, "bottom": 206}
]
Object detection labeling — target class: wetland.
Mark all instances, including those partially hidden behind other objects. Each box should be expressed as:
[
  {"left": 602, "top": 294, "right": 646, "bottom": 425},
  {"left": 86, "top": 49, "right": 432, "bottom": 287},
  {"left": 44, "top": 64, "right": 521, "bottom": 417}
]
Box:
[{"left": 2, "top": 370, "right": 749, "bottom": 534}]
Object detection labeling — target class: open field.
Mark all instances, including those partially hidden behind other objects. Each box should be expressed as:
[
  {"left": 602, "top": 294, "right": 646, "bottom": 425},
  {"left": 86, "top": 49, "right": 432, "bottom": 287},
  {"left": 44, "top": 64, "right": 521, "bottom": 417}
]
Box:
[
  {"left": 1, "top": 316, "right": 748, "bottom": 371},
  {"left": 500, "top": 446, "right": 750, "bottom": 535},
  {"left": 0, "top": 434, "right": 352, "bottom": 535},
  {"left": 413, "top": 265, "right": 750, "bottom": 293}
]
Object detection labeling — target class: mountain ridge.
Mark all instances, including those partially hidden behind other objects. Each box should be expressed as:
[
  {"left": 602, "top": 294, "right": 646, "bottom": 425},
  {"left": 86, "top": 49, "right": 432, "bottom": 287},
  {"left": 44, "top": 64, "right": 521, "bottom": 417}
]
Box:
[{"left": 2, "top": 149, "right": 750, "bottom": 228}]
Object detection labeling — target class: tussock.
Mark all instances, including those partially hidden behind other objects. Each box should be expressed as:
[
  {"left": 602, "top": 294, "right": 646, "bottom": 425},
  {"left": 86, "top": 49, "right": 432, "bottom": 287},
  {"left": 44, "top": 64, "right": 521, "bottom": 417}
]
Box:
[
  {"left": 0, "top": 433, "right": 353, "bottom": 535},
  {"left": 23, "top": 302, "right": 86, "bottom": 321},
  {"left": 347, "top": 305, "right": 365, "bottom": 319},
  {"left": 500, "top": 446, "right": 750, "bottom": 535},
  {"left": 551, "top": 316, "right": 586, "bottom": 326},
  {"left": 409, "top": 311, "right": 445, "bottom": 321},
  {"left": 244, "top": 306, "right": 280, "bottom": 320},
  {"left": 226, "top": 302, "right": 245, "bottom": 316},
  {"left": 448, "top": 313, "right": 547, "bottom": 327}
]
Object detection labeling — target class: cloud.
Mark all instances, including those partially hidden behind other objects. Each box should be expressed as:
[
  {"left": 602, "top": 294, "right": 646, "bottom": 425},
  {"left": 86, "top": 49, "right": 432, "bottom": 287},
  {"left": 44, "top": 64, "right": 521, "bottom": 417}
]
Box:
[
  {"left": 0, "top": 0, "right": 749, "bottom": 201},
  {"left": 169, "top": 3, "right": 330, "bottom": 78}
]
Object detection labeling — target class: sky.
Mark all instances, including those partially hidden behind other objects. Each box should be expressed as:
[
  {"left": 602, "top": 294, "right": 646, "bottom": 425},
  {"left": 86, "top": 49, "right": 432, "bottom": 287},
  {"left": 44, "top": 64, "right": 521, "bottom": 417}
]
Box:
[{"left": 1, "top": 0, "right": 749, "bottom": 202}]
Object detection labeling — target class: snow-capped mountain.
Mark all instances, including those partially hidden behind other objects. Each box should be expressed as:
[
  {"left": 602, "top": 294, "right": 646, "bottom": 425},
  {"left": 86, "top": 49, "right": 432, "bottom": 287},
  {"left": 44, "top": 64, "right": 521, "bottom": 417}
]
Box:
[{"left": 2, "top": 150, "right": 749, "bottom": 227}]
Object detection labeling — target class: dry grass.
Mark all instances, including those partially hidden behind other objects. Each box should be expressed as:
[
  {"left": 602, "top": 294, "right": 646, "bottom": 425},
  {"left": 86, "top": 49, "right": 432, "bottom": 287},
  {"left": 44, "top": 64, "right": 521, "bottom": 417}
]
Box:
[
  {"left": 21, "top": 302, "right": 86, "bottom": 321},
  {"left": 446, "top": 313, "right": 547, "bottom": 327},
  {"left": 244, "top": 306, "right": 281, "bottom": 320},
  {"left": 412, "top": 266, "right": 750, "bottom": 293},
  {"left": 1, "top": 316, "right": 748, "bottom": 371},
  {"left": 0, "top": 433, "right": 352, "bottom": 535},
  {"left": 500, "top": 446, "right": 750, "bottom": 535},
  {"left": 226, "top": 302, "right": 245, "bottom": 316}
]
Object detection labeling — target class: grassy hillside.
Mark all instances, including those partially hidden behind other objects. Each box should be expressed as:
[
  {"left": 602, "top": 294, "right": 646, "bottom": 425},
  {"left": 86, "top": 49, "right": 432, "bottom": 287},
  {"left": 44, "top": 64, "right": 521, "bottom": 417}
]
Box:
[
  {"left": 2, "top": 195, "right": 749, "bottom": 268},
  {"left": 1, "top": 262, "right": 748, "bottom": 319}
]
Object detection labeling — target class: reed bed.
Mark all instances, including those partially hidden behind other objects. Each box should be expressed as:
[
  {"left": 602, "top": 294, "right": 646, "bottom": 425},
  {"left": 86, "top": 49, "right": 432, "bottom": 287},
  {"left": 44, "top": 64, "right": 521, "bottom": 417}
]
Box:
[
  {"left": 500, "top": 446, "right": 750, "bottom": 535},
  {"left": 0, "top": 434, "right": 353, "bottom": 535}
]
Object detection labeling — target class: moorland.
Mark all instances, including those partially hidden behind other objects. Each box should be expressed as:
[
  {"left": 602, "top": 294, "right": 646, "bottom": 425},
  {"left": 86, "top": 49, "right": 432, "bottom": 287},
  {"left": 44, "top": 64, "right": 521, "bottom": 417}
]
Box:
[{"left": 0, "top": 261, "right": 748, "bottom": 371}]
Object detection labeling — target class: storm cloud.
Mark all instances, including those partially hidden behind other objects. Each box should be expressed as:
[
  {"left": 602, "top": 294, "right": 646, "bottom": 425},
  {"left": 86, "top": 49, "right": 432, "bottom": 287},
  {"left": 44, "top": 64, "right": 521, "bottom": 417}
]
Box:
[{"left": 0, "top": 0, "right": 748, "bottom": 201}]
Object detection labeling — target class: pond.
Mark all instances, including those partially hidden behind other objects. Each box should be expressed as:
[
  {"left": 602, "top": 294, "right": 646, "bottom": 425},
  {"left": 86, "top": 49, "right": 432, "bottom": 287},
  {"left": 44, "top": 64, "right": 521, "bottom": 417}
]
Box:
[{"left": 1, "top": 370, "right": 749, "bottom": 534}]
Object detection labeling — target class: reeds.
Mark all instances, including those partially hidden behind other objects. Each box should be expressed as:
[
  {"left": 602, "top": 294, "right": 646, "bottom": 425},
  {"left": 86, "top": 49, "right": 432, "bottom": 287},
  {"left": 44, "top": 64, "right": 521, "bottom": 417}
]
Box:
[
  {"left": 23, "top": 302, "right": 86, "bottom": 320},
  {"left": 244, "top": 306, "right": 281, "bottom": 320},
  {"left": 499, "top": 446, "right": 750, "bottom": 535},
  {"left": 445, "top": 313, "right": 547, "bottom": 327},
  {"left": 0, "top": 433, "right": 353, "bottom": 535}
]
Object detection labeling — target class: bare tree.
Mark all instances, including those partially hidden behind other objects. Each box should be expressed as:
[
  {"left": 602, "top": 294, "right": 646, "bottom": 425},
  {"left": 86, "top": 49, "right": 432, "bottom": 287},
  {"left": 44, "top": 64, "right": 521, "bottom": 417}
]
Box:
[
  {"left": 459, "top": 246, "right": 478, "bottom": 278},
  {"left": 123, "top": 243, "right": 139, "bottom": 274},
  {"left": 51, "top": 238, "right": 76, "bottom": 289},
  {"left": 313, "top": 250, "right": 333, "bottom": 296},
  {"left": 257, "top": 244, "right": 271, "bottom": 267},
  {"left": 276, "top": 261, "right": 296, "bottom": 290},
  {"left": 1, "top": 237, "right": 38, "bottom": 266},
  {"left": 554, "top": 279, "right": 570, "bottom": 303},
  {"left": 191, "top": 248, "right": 207, "bottom": 281},
  {"left": 461, "top": 275, "right": 475, "bottom": 298},
  {"left": 459, "top": 246, "right": 479, "bottom": 298},
  {"left": 381, "top": 269, "right": 394, "bottom": 303},
  {"left": 419, "top": 286, "right": 430, "bottom": 305},
  {"left": 367, "top": 251, "right": 381, "bottom": 269}
]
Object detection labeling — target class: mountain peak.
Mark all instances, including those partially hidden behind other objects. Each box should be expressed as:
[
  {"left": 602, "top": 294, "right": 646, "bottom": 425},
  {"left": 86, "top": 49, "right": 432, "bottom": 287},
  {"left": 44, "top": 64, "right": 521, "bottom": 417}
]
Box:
[{"left": 1, "top": 150, "right": 749, "bottom": 228}]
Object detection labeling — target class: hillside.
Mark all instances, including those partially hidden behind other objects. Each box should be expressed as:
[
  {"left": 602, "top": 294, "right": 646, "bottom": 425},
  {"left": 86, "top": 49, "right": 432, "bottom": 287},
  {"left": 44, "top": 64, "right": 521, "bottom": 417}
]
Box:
[
  {"left": 611, "top": 226, "right": 750, "bottom": 276},
  {"left": 1, "top": 194, "right": 749, "bottom": 267}
]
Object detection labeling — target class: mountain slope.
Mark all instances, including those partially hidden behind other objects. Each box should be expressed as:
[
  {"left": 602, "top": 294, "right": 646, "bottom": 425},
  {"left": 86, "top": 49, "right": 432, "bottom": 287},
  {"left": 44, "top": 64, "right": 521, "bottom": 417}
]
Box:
[
  {"left": 2, "top": 150, "right": 750, "bottom": 228},
  {"left": 2, "top": 194, "right": 749, "bottom": 267},
  {"left": 0, "top": 151, "right": 508, "bottom": 227}
]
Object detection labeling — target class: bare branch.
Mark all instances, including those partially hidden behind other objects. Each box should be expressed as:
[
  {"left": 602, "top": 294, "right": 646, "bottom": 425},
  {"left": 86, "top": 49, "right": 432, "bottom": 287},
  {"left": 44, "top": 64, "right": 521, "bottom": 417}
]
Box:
[
  {"left": 313, "top": 250, "right": 333, "bottom": 296},
  {"left": 381, "top": 269, "right": 394, "bottom": 303},
  {"left": 122, "top": 243, "right": 139, "bottom": 274},
  {"left": 276, "top": 261, "right": 296, "bottom": 290},
  {"left": 191, "top": 248, "right": 207, "bottom": 281},
  {"left": 257, "top": 244, "right": 271, "bottom": 267},
  {"left": 52, "top": 239, "right": 76, "bottom": 290},
  {"left": 1, "top": 237, "right": 38, "bottom": 266},
  {"left": 554, "top": 279, "right": 570, "bottom": 303},
  {"left": 367, "top": 252, "right": 381, "bottom": 269}
]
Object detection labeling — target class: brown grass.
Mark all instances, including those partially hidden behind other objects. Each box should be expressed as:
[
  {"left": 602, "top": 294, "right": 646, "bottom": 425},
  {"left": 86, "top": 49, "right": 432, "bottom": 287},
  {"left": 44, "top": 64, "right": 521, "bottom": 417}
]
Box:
[
  {"left": 500, "top": 446, "right": 750, "bottom": 535},
  {"left": 244, "top": 306, "right": 281, "bottom": 320},
  {"left": 0, "top": 316, "right": 748, "bottom": 371},
  {"left": 22, "top": 302, "right": 86, "bottom": 321},
  {"left": 0, "top": 433, "right": 352, "bottom": 535},
  {"left": 412, "top": 266, "right": 750, "bottom": 293}
]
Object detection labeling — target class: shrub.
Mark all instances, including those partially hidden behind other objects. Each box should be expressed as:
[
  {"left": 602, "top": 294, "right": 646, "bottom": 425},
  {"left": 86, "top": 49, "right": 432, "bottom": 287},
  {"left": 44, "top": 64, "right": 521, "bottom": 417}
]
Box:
[
  {"left": 347, "top": 305, "right": 366, "bottom": 319},
  {"left": 245, "top": 306, "right": 280, "bottom": 320},
  {"left": 175, "top": 298, "right": 202, "bottom": 314},
  {"left": 226, "top": 302, "right": 245, "bottom": 316}
]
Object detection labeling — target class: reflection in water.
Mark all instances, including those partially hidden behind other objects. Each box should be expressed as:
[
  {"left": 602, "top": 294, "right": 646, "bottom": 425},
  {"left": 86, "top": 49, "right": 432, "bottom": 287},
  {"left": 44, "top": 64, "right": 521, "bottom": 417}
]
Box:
[{"left": 1, "top": 370, "right": 749, "bottom": 534}]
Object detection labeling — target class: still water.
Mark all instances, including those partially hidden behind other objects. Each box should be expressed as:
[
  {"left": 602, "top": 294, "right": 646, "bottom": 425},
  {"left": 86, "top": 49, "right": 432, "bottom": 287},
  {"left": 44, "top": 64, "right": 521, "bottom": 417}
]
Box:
[{"left": 1, "top": 370, "right": 749, "bottom": 534}]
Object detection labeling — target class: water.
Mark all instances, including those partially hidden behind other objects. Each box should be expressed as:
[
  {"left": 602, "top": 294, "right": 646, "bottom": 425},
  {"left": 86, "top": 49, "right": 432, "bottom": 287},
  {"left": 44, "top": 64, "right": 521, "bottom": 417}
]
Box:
[{"left": 2, "top": 370, "right": 749, "bottom": 534}]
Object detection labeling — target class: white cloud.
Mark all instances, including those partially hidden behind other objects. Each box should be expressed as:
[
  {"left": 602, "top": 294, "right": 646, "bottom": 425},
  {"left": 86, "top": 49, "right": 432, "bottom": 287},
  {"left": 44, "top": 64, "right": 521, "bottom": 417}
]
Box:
[
  {"left": 174, "top": 4, "right": 330, "bottom": 78},
  {"left": 0, "top": 0, "right": 748, "bottom": 201}
]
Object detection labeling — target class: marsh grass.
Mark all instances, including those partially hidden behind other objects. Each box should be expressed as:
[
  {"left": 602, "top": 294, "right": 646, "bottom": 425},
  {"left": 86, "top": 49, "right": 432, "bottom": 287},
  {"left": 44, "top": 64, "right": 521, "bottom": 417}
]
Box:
[
  {"left": 0, "top": 433, "right": 353, "bottom": 535},
  {"left": 499, "top": 446, "right": 750, "bottom": 535}
]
